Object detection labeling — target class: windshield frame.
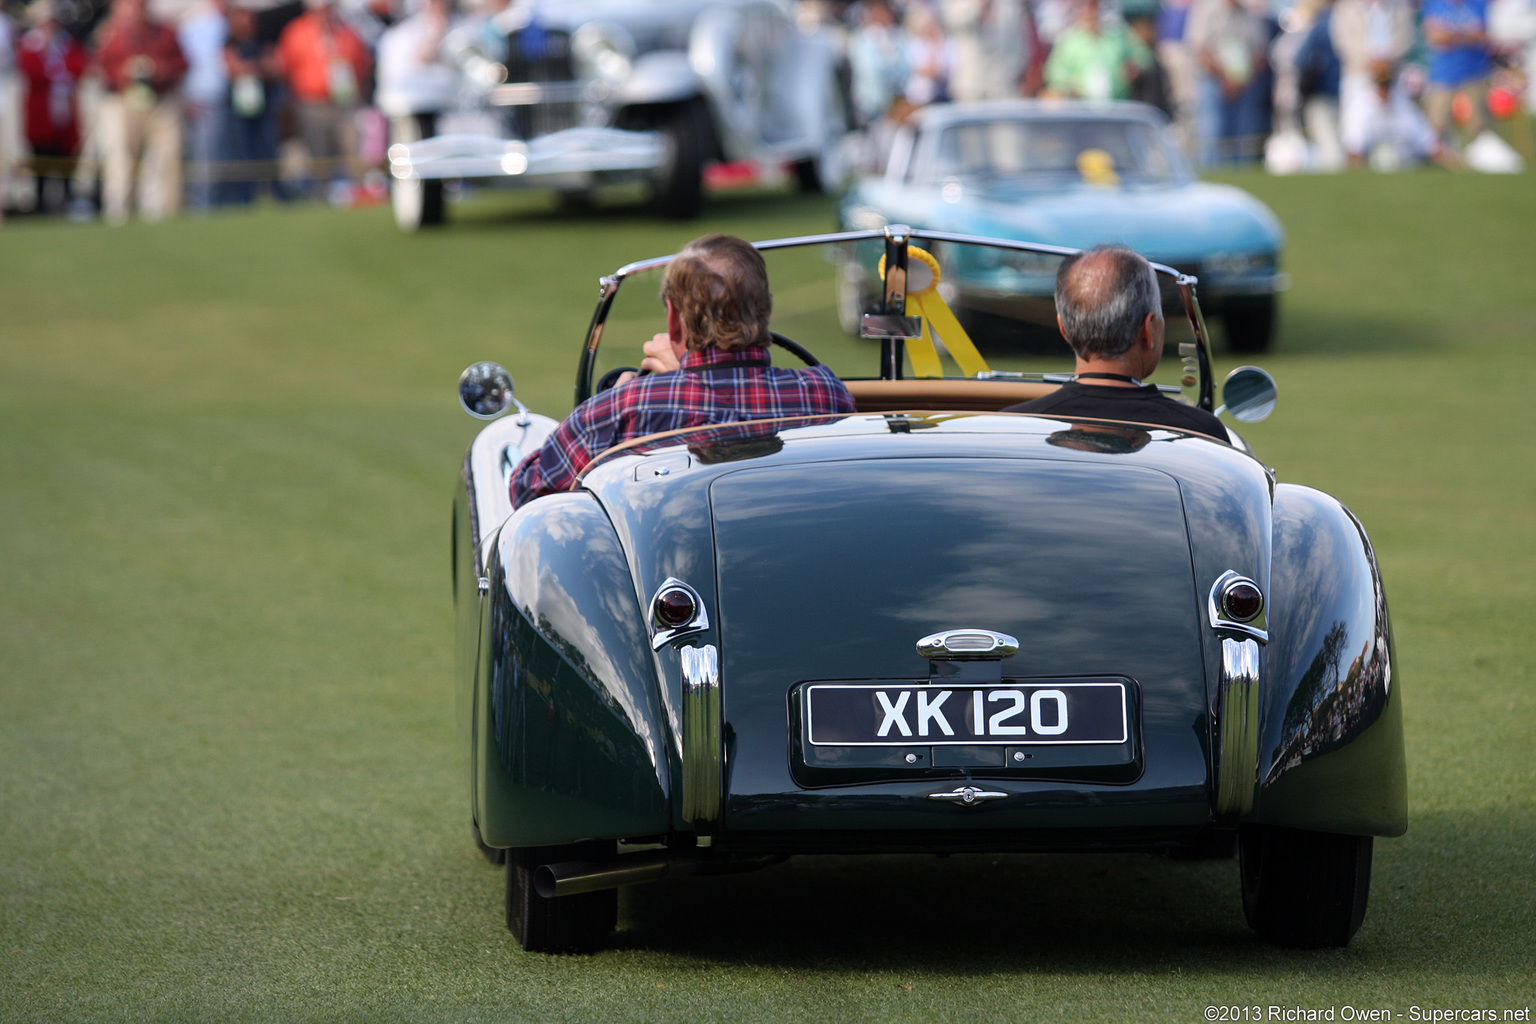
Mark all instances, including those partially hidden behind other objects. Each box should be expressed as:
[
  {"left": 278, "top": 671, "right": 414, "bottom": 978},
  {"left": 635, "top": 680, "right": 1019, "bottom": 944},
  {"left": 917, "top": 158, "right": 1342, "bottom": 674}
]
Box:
[{"left": 577, "top": 227, "right": 1214, "bottom": 411}]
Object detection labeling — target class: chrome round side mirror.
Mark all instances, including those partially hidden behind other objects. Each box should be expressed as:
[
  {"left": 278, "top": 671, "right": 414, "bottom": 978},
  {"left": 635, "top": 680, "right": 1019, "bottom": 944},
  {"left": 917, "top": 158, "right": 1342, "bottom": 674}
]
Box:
[
  {"left": 1219, "top": 365, "right": 1277, "bottom": 423},
  {"left": 458, "top": 362, "right": 515, "bottom": 419}
]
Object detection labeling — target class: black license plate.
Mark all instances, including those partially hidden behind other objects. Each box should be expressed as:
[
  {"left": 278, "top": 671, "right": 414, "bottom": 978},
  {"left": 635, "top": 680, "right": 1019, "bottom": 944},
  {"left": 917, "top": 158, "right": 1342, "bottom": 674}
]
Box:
[{"left": 805, "top": 681, "right": 1129, "bottom": 746}]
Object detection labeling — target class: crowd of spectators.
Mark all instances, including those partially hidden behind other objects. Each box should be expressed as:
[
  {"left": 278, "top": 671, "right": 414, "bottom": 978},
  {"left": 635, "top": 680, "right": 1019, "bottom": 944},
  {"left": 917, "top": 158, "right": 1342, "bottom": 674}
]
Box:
[
  {"left": 0, "top": 0, "right": 397, "bottom": 223},
  {"left": 836, "top": 0, "right": 1532, "bottom": 172},
  {"left": 0, "top": 0, "right": 1529, "bottom": 225}
]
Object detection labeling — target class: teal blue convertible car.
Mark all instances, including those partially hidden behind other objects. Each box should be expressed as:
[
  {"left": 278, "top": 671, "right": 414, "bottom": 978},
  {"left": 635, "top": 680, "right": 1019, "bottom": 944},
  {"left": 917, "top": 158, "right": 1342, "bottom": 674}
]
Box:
[
  {"left": 839, "top": 101, "right": 1286, "bottom": 352},
  {"left": 453, "top": 228, "right": 1403, "bottom": 955}
]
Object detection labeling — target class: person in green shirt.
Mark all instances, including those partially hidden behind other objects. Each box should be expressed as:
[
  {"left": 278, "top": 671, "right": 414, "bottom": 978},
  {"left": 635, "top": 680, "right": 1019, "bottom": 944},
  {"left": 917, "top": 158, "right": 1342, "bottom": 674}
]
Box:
[{"left": 1043, "top": 0, "right": 1153, "bottom": 101}]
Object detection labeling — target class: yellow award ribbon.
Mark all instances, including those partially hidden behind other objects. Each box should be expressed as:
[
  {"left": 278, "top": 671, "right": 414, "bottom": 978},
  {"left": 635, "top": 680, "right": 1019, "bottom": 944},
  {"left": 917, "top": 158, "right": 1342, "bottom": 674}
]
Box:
[{"left": 877, "top": 246, "right": 990, "bottom": 378}]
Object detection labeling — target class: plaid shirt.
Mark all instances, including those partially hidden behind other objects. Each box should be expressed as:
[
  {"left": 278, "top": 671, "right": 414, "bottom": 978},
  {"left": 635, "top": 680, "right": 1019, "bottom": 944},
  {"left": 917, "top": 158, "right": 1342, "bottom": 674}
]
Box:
[{"left": 511, "top": 344, "right": 856, "bottom": 507}]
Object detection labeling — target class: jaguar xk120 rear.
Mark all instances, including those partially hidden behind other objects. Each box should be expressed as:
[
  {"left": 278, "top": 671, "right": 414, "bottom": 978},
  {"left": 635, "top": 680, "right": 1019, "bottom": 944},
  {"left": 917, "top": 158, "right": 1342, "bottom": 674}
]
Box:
[{"left": 450, "top": 228, "right": 1404, "bottom": 953}]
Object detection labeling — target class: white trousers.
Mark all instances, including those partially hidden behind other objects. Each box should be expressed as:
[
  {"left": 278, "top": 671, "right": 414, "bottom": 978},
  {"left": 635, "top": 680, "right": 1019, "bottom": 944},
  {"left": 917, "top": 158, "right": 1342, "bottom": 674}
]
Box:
[{"left": 97, "top": 90, "right": 183, "bottom": 224}]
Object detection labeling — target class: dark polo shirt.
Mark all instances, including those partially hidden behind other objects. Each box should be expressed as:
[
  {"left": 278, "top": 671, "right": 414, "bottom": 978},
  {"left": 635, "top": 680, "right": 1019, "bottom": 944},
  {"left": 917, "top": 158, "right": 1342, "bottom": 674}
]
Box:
[{"left": 1003, "top": 381, "right": 1231, "bottom": 442}]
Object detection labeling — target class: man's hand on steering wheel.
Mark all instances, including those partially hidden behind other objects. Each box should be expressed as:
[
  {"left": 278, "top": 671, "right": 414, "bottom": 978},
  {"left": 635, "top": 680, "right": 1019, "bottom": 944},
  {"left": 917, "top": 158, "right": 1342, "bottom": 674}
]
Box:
[
  {"left": 613, "top": 332, "right": 683, "bottom": 387},
  {"left": 600, "top": 330, "right": 821, "bottom": 392}
]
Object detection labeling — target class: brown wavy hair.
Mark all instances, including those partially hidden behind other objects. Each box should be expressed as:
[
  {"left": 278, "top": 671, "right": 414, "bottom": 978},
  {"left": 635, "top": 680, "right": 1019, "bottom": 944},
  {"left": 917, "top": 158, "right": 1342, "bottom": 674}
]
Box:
[{"left": 660, "top": 234, "right": 773, "bottom": 351}]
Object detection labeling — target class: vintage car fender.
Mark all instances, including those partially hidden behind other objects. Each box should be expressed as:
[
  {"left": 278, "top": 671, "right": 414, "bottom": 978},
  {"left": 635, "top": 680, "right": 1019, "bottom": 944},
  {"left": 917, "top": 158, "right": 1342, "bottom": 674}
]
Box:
[
  {"left": 1247, "top": 484, "right": 1407, "bottom": 836},
  {"left": 688, "top": 5, "right": 762, "bottom": 160},
  {"left": 453, "top": 414, "right": 671, "bottom": 849},
  {"left": 687, "top": 2, "right": 839, "bottom": 164},
  {"left": 612, "top": 50, "right": 702, "bottom": 108},
  {"left": 468, "top": 493, "right": 672, "bottom": 848}
]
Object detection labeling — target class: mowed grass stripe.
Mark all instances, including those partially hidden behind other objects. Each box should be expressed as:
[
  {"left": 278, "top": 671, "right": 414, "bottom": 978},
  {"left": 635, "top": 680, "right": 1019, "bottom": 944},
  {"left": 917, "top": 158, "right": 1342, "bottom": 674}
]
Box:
[{"left": 1, "top": 176, "right": 1533, "bottom": 1022}]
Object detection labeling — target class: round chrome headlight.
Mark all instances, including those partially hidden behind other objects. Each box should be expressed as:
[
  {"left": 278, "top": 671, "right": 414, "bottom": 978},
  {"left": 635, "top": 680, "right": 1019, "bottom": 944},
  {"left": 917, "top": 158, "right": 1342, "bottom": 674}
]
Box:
[{"left": 571, "top": 22, "right": 635, "bottom": 88}]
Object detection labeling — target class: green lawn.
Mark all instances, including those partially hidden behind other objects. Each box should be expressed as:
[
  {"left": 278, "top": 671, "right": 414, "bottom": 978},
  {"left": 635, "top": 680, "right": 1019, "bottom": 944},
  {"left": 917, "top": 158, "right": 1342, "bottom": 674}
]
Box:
[{"left": 1, "top": 174, "right": 1533, "bottom": 1023}]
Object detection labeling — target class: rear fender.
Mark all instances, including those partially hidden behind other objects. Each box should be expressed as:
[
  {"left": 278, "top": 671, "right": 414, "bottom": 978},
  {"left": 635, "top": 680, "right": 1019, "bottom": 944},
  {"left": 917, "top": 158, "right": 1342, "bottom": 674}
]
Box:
[
  {"left": 1178, "top": 448, "right": 1274, "bottom": 819},
  {"left": 1248, "top": 485, "right": 1406, "bottom": 836},
  {"left": 474, "top": 493, "right": 671, "bottom": 848}
]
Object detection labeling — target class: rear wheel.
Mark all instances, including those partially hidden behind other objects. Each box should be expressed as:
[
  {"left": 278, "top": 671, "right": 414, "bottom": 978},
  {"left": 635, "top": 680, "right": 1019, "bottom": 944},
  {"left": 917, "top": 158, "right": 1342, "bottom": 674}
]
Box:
[
  {"left": 506, "top": 846, "right": 618, "bottom": 954},
  {"left": 1239, "top": 825, "right": 1373, "bottom": 948},
  {"left": 1223, "top": 296, "right": 1276, "bottom": 353}
]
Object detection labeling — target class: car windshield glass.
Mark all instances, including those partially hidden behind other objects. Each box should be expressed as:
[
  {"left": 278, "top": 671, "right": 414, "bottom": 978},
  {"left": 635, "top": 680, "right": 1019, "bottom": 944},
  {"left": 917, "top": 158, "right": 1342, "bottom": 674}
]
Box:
[
  {"left": 930, "top": 119, "right": 1179, "bottom": 184},
  {"left": 590, "top": 236, "right": 1198, "bottom": 393}
]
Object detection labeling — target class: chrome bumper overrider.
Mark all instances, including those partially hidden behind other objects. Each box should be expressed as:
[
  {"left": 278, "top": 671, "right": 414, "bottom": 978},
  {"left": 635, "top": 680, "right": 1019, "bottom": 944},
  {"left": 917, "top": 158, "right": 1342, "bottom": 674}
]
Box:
[
  {"left": 680, "top": 644, "right": 722, "bottom": 826},
  {"left": 1215, "top": 637, "right": 1261, "bottom": 815}
]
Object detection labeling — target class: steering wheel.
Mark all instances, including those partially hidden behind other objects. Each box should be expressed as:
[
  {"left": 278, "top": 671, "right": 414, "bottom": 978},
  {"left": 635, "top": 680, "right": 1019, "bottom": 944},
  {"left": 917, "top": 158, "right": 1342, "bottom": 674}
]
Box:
[
  {"left": 769, "top": 331, "right": 820, "bottom": 367},
  {"left": 595, "top": 332, "right": 822, "bottom": 392}
]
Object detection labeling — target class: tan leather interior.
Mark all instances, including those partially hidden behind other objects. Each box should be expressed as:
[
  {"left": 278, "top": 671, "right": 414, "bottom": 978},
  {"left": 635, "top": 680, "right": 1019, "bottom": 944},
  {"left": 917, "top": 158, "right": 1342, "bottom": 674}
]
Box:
[{"left": 844, "top": 378, "right": 1060, "bottom": 413}]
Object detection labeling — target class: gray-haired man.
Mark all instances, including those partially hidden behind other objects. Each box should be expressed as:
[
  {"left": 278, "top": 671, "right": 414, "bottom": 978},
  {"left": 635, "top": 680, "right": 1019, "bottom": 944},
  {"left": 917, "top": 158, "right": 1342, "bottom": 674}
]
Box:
[{"left": 1003, "top": 243, "right": 1230, "bottom": 442}]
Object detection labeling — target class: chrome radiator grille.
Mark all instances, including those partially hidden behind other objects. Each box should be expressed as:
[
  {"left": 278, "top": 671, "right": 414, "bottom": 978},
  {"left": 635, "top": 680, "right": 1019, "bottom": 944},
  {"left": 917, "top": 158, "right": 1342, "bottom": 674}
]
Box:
[{"left": 501, "top": 27, "right": 577, "bottom": 138}]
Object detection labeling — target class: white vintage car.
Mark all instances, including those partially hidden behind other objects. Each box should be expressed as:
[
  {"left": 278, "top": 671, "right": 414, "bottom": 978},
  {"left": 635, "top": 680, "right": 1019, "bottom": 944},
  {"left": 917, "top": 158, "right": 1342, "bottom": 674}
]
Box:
[{"left": 382, "top": 0, "right": 849, "bottom": 230}]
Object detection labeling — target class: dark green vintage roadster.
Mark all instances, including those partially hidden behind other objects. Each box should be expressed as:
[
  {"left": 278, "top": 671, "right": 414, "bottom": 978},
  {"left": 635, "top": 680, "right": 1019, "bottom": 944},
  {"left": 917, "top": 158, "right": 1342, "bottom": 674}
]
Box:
[{"left": 452, "top": 228, "right": 1405, "bottom": 954}]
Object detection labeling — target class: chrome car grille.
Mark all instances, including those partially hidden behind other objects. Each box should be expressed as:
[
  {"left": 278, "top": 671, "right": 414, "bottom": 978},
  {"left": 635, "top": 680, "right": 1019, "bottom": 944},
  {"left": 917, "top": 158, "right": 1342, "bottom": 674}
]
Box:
[{"left": 502, "top": 27, "right": 577, "bottom": 138}]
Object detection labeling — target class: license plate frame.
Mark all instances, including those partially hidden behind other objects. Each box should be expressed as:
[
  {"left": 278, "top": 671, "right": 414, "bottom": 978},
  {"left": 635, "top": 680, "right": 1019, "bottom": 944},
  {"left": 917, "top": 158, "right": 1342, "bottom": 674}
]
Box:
[{"left": 803, "top": 679, "right": 1130, "bottom": 747}]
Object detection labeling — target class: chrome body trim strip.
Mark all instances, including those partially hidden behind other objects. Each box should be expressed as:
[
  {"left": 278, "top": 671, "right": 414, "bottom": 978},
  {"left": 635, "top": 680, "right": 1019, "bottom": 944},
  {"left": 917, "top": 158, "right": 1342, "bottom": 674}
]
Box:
[
  {"left": 680, "top": 644, "right": 722, "bottom": 825},
  {"left": 1215, "top": 637, "right": 1261, "bottom": 816}
]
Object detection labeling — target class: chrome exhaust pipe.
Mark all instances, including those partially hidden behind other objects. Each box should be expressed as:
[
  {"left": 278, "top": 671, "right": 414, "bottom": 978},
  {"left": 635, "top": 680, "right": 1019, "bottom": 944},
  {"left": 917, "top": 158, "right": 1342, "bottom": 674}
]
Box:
[{"left": 533, "top": 853, "right": 696, "bottom": 899}]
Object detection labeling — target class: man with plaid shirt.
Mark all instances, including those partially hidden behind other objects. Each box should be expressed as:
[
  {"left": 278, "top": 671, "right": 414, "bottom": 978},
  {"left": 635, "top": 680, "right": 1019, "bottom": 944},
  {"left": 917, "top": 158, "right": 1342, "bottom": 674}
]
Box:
[{"left": 511, "top": 235, "right": 857, "bottom": 508}]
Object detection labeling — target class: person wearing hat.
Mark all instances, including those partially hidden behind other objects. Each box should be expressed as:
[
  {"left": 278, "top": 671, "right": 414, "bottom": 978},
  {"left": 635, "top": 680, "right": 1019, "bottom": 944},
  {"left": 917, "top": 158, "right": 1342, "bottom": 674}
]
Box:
[{"left": 17, "top": 0, "right": 89, "bottom": 213}]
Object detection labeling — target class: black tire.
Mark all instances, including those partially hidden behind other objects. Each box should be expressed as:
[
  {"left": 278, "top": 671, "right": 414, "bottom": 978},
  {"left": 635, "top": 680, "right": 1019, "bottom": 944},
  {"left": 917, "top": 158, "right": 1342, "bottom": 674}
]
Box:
[
  {"left": 651, "top": 101, "right": 707, "bottom": 220},
  {"left": 1239, "top": 825, "right": 1373, "bottom": 948},
  {"left": 506, "top": 848, "right": 618, "bottom": 954},
  {"left": 391, "top": 114, "right": 446, "bottom": 231},
  {"left": 557, "top": 190, "right": 594, "bottom": 214},
  {"left": 1223, "top": 296, "right": 1277, "bottom": 353},
  {"left": 472, "top": 821, "right": 506, "bottom": 866},
  {"left": 392, "top": 175, "right": 445, "bottom": 231},
  {"left": 420, "top": 179, "right": 445, "bottom": 226},
  {"left": 792, "top": 157, "right": 820, "bottom": 193}
]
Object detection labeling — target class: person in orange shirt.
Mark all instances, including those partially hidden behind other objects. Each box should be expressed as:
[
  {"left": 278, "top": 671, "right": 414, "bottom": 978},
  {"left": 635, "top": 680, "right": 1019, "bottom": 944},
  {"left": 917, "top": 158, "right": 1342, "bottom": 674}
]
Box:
[{"left": 276, "top": 0, "right": 371, "bottom": 200}]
